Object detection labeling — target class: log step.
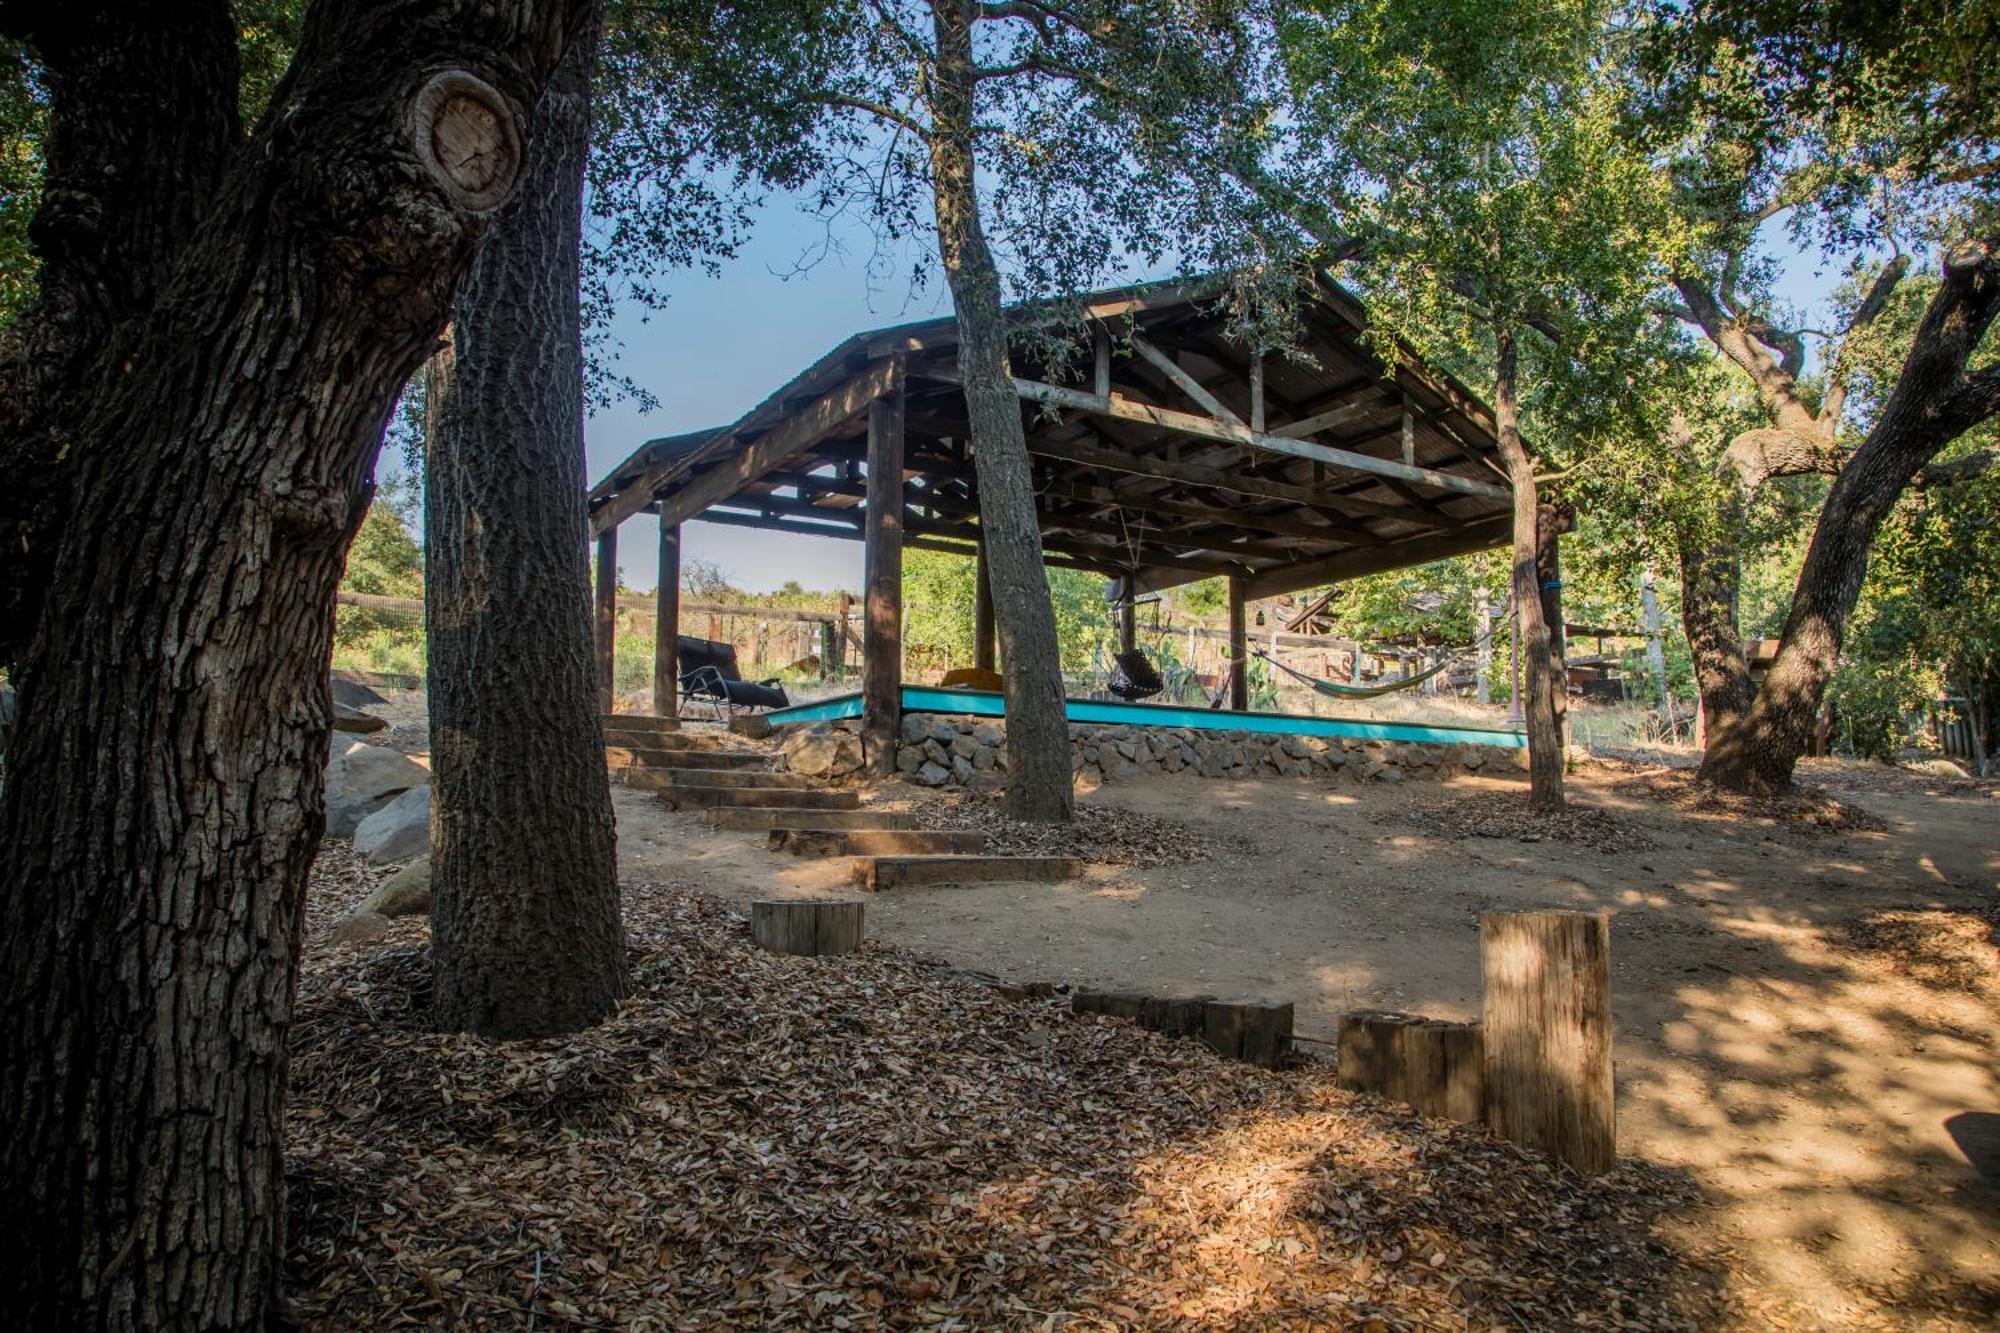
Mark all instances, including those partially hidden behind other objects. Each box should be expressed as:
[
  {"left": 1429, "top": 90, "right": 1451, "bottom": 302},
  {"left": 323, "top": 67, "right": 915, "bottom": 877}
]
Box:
[
  {"left": 750, "top": 899, "right": 865, "bottom": 956},
  {"left": 649, "top": 749, "right": 772, "bottom": 770},
  {"left": 602, "top": 714, "right": 681, "bottom": 734},
  {"left": 626, "top": 767, "right": 812, "bottom": 791},
  {"left": 708, "top": 807, "right": 918, "bottom": 833},
  {"left": 606, "top": 743, "right": 757, "bottom": 771},
  {"left": 769, "top": 828, "right": 988, "bottom": 857},
  {"left": 657, "top": 785, "right": 861, "bottom": 811},
  {"left": 853, "top": 854, "right": 1081, "bottom": 891},
  {"left": 604, "top": 729, "right": 704, "bottom": 751}
]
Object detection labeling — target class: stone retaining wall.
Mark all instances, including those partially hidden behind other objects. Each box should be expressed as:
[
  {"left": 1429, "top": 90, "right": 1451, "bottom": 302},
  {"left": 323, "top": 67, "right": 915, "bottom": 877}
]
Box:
[{"left": 776, "top": 711, "right": 1519, "bottom": 788}]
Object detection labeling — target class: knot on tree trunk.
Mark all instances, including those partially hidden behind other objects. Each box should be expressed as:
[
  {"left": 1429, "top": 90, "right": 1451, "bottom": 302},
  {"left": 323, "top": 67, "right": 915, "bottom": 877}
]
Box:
[
  {"left": 410, "top": 72, "right": 524, "bottom": 215},
  {"left": 1721, "top": 425, "right": 1845, "bottom": 493}
]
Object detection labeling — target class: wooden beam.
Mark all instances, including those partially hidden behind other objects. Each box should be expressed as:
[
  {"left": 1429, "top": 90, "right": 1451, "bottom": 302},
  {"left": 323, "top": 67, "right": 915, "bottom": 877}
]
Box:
[
  {"left": 1268, "top": 397, "right": 1383, "bottom": 440},
  {"left": 1119, "top": 587, "right": 1136, "bottom": 653},
  {"left": 1227, "top": 575, "right": 1248, "bottom": 711},
  {"left": 654, "top": 517, "right": 680, "bottom": 719},
  {"left": 594, "top": 525, "right": 618, "bottom": 712},
  {"left": 1241, "top": 515, "right": 1513, "bottom": 600},
  {"left": 1128, "top": 333, "right": 1245, "bottom": 427},
  {"left": 1025, "top": 432, "right": 1414, "bottom": 521},
  {"left": 1036, "top": 480, "right": 1385, "bottom": 545},
  {"left": 863, "top": 382, "right": 905, "bottom": 777},
  {"left": 1005, "top": 377, "right": 1508, "bottom": 500},
  {"left": 626, "top": 358, "right": 901, "bottom": 534}
]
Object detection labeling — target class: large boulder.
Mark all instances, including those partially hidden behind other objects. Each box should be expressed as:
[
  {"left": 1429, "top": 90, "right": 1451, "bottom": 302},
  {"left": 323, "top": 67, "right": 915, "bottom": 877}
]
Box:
[
  {"left": 358, "top": 855, "right": 432, "bottom": 917},
  {"left": 332, "top": 701, "right": 389, "bottom": 734},
  {"left": 354, "top": 784, "right": 431, "bottom": 863},
  {"left": 326, "top": 739, "right": 429, "bottom": 837},
  {"left": 330, "top": 672, "right": 390, "bottom": 708},
  {"left": 782, "top": 723, "right": 863, "bottom": 778}
]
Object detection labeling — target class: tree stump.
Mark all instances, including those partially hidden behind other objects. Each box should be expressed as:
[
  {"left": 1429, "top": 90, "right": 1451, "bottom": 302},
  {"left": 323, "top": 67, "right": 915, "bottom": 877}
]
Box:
[
  {"left": 1201, "top": 999, "right": 1293, "bottom": 1067},
  {"left": 1399, "top": 1019, "right": 1485, "bottom": 1123},
  {"left": 1480, "top": 910, "right": 1614, "bottom": 1174},
  {"left": 1337, "top": 1010, "right": 1424, "bottom": 1103},
  {"left": 749, "top": 899, "right": 865, "bottom": 957}
]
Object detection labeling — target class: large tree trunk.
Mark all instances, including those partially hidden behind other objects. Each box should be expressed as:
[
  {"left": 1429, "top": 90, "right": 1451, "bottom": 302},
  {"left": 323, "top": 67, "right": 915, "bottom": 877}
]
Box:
[
  {"left": 1701, "top": 240, "right": 2000, "bottom": 792},
  {"left": 0, "top": 3, "right": 589, "bottom": 1323},
  {"left": 1675, "top": 529, "right": 1754, "bottom": 739},
  {"left": 0, "top": 2, "right": 242, "bottom": 663},
  {"left": 426, "top": 14, "right": 626, "bottom": 1039},
  {"left": 926, "top": 0, "right": 1073, "bottom": 822},
  {"left": 1493, "top": 330, "right": 1564, "bottom": 809}
]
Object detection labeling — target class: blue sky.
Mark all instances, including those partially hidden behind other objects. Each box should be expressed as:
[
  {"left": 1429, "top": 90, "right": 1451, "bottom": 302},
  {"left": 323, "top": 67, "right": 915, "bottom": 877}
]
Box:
[{"left": 578, "top": 203, "right": 939, "bottom": 595}]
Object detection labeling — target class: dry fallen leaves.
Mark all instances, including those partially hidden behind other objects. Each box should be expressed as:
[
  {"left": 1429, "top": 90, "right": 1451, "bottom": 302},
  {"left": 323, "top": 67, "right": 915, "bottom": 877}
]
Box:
[
  {"left": 906, "top": 790, "right": 1242, "bottom": 867},
  {"left": 282, "top": 869, "right": 1804, "bottom": 1331},
  {"left": 1402, "top": 791, "right": 1657, "bottom": 854}
]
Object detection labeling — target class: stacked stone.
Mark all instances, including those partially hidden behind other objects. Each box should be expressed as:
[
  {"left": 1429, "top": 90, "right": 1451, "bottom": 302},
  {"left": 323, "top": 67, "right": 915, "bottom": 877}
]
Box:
[{"left": 775, "top": 712, "right": 1512, "bottom": 790}]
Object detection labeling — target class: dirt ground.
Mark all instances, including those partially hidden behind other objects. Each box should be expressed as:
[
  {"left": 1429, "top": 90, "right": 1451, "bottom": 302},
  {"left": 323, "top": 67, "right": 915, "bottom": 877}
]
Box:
[{"left": 612, "top": 751, "right": 2000, "bottom": 1328}]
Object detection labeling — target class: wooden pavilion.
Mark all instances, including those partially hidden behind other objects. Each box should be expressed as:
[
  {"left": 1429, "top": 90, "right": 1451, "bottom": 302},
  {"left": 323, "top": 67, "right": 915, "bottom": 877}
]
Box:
[{"left": 588, "top": 272, "right": 1517, "bottom": 770}]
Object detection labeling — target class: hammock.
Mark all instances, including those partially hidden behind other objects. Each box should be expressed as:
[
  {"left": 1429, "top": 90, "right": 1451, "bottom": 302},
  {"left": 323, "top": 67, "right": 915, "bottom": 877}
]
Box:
[{"left": 1252, "top": 619, "right": 1503, "bottom": 701}]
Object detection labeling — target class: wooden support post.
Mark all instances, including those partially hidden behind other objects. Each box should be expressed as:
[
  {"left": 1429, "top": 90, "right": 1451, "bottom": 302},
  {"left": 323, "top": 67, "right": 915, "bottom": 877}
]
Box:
[
  {"left": 1093, "top": 324, "right": 1111, "bottom": 399},
  {"left": 834, "top": 591, "right": 852, "bottom": 678},
  {"left": 653, "top": 518, "right": 680, "bottom": 720},
  {"left": 1480, "top": 910, "right": 1614, "bottom": 1174},
  {"left": 1249, "top": 352, "right": 1265, "bottom": 435},
  {"left": 594, "top": 524, "right": 618, "bottom": 713},
  {"left": 1227, "top": 574, "right": 1248, "bottom": 711},
  {"left": 1475, "top": 592, "right": 1494, "bottom": 705},
  {"left": 1119, "top": 583, "right": 1136, "bottom": 654},
  {"left": 750, "top": 899, "right": 866, "bottom": 957},
  {"left": 974, "top": 538, "right": 996, "bottom": 672},
  {"left": 863, "top": 380, "right": 906, "bottom": 776},
  {"left": 1400, "top": 398, "right": 1415, "bottom": 466}
]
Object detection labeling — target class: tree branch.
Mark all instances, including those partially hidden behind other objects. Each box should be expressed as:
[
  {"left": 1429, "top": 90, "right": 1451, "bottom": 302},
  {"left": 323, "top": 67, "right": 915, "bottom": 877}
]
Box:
[
  {"left": 1915, "top": 446, "right": 1996, "bottom": 488},
  {"left": 806, "top": 93, "right": 930, "bottom": 139},
  {"left": 1819, "top": 253, "right": 1912, "bottom": 427}
]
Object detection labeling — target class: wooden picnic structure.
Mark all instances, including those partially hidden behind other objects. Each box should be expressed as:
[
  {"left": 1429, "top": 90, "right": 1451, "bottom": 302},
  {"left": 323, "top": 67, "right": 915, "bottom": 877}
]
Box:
[{"left": 587, "top": 273, "right": 1518, "bottom": 770}]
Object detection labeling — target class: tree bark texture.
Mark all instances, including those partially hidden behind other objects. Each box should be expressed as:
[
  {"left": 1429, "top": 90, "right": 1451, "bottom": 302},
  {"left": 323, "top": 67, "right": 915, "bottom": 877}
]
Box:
[
  {"left": 426, "top": 15, "right": 626, "bottom": 1040},
  {"left": 0, "top": 2, "right": 242, "bottom": 663},
  {"left": 0, "top": 1, "right": 592, "bottom": 1324},
  {"left": 1492, "top": 330, "right": 1564, "bottom": 809},
  {"left": 1535, "top": 501, "right": 1570, "bottom": 758},
  {"left": 1701, "top": 240, "right": 2000, "bottom": 792},
  {"left": 1676, "top": 530, "right": 1754, "bottom": 740},
  {"left": 927, "top": 0, "right": 1072, "bottom": 822}
]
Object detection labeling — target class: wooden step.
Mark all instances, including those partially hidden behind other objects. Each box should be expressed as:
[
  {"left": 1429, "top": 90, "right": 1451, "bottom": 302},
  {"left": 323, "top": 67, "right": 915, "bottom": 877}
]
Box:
[
  {"left": 651, "top": 750, "right": 771, "bottom": 771},
  {"left": 708, "top": 807, "right": 918, "bottom": 833},
  {"left": 853, "top": 855, "right": 1081, "bottom": 891},
  {"left": 602, "top": 714, "right": 681, "bottom": 733},
  {"left": 656, "top": 785, "right": 861, "bottom": 811},
  {"left": 626, "top": 767, "right": 813, "bottom": 791},
  {"left": 770, "top": 828, "right": 989, "bottom": 858},
  {"left": 604, "top": 730, "right": 702, "bottom": 752}
]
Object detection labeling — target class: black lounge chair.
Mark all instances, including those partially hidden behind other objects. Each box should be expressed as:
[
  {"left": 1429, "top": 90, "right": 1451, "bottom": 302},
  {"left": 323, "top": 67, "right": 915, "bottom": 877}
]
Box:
[
  {"left": 1106, "top": 648, "right": 1165, "bottom": 702},
  {"left": 678, "top": 636, "right": 789, "bottom": 716}
]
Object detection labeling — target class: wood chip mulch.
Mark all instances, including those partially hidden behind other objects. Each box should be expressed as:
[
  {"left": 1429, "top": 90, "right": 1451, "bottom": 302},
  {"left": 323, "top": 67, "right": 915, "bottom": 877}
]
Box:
[
  {"left": 1838, "top": 908, "right": 2000, "bottom": 995},
  {"left": 1608, "top": 770, "right": 1886, "bottom": 836},
  {"left": 909, "top": 790, "right": 1240, "bottom": 866},
  {"left": 283, "top": 882, "right": 1749, "bottom": 1331},
  {"left": 1403, "top": 791, "right": 1658, "bottom": 854}
]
